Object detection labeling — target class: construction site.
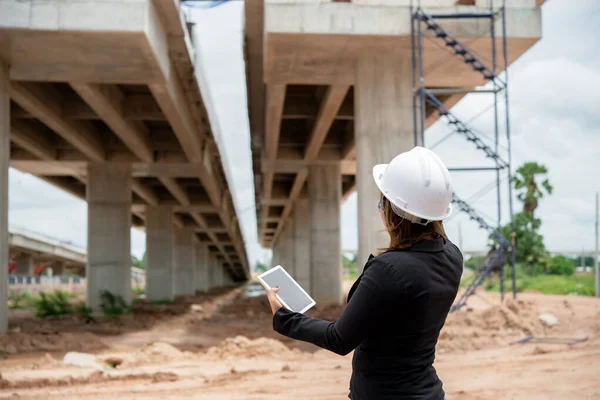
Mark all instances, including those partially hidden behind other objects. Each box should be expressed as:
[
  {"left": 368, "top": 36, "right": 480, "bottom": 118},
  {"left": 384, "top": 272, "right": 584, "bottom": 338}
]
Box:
[{"left": 1, "top": 0, "right": 599, "bottom": 399}]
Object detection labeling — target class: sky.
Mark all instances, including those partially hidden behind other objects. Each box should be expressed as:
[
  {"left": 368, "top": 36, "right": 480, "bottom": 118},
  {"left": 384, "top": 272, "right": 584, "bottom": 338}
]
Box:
[{"left": 7, "top": 0, "right": 600, "bottom": 266}]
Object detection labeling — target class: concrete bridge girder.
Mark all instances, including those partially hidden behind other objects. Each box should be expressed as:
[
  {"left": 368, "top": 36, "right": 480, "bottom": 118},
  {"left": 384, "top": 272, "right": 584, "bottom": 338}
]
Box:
[{"left": 0, "top": 0, "right": 250, "bottom": 330}]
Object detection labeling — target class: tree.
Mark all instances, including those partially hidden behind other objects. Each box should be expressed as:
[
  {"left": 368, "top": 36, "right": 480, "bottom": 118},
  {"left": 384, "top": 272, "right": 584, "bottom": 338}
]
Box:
[
  {"left": 493, "top": 162, "right": 553, "bottom": 274},
  {"left": 131, "top": 252, "right": 146, "bottom": 269},
  {"left": 254, "top": 262, "right": 268, "bottom": 273},
  {"left": 497, "top": 211, "right": 548, "bottom": 274},
  {"left": 549, "top": 255, "right": 574, "bottom": 276},
  {"left": 513, "top": 162, "right": 553, "bottom": 233}
]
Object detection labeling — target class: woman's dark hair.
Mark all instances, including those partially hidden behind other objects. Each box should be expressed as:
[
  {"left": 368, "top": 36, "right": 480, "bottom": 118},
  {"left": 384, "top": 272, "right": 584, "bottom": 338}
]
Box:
[{"left": 379, "top": 193, "right": 446, "bottom": 251}]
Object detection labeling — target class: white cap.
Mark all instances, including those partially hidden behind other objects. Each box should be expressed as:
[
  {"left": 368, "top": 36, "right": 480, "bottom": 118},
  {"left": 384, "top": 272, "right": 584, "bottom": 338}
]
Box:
[{"left": 372, "top": 146, "right": 453, "bottom": 224}]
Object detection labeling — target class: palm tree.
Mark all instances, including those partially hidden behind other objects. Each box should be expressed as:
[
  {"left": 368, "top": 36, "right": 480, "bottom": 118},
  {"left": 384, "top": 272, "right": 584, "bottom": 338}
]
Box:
[
  {"left": 513, "top": 162, "right": 553, "bottom": 264},
  {"left": 513, "top": 162, "right": 553, "bottom": 218}
]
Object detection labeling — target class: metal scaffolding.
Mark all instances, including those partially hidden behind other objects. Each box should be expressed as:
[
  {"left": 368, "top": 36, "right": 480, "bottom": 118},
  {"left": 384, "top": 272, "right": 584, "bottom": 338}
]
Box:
[{"left": 410, "top": 0, "right": 516, "bottom": 310}]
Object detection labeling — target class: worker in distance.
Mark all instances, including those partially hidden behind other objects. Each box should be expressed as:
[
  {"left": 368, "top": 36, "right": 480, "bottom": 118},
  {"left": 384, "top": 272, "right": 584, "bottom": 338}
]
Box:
[{"left": 264, "top": 146, "right": 463, "bottom": 400}]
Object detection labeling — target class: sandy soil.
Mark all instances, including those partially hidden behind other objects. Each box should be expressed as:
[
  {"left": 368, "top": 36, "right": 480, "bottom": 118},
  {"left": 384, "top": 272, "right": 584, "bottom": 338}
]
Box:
[{"left": 0, "top": 284, "right": 598, "bottom": 400}]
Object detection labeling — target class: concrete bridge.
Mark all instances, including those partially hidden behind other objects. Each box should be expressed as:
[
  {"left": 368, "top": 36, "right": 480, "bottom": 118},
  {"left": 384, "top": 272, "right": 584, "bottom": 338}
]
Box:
[
  {"left": 0, "top": 0, "right": 250, "bottom": 332},
  {"left": 8, "top": 226, "right": 86, "bottom": 275},
  {"left": 244, "top": 0, "right": 544, "bottom": 304}
]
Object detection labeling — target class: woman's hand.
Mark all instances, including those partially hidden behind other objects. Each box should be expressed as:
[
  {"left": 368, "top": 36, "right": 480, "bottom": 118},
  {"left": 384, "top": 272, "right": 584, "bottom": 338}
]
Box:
[{"left": 266, "top": 286, "right": 283, "bottom": 315}]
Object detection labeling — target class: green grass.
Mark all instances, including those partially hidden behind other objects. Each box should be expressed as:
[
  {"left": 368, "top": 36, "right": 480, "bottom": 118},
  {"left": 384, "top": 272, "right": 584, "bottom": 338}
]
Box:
[
  {"left": 485, "top": 274, "right": 594, "bottom": 296},
  {"left": 132, "top": 286, "right": 145, "bottom": 295},
  {"left": 344, "top": 271, "right": 359, "bottom": 281},
  {"left": 8, "top": 292, "right": 38, "bottom": 309}
]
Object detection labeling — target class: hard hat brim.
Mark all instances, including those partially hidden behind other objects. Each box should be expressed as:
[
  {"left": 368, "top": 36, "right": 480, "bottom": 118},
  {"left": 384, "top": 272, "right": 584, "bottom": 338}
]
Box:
[
  {"left": 372, "top": 163, "right": 453, "bottom": 222},
  {"left": 372, "top": 164, "right": 388, "bottom": 194}
]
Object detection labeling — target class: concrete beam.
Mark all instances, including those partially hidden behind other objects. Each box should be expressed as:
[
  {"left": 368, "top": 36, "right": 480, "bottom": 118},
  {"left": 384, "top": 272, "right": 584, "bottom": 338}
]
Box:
[
  {"left": 13, "top": 93, "right": 166, "bottom": 121},
  {"left": 304, "top": 85, "right": 350, "bottom": 161},
  {"left": 271, "top": 169, "right": 308, "bottom": 245},
  {"left": 149, "top": 62, "right": 204, "bottom": 163},
  {"left": 132, "top": 179, "right": 159, "bottom": 206},
  {"left": 0, "top": 63, "right": 8, "bottom": 332},
  {"left": 10, "top": 118, "right": 56, "bottom": 160},
  {"left": 70, "top": 83, "right": 154, "bottom": 162},
  {"left": 159, "top": 177, "right": 190, "bottom": 206},
  {"left": 10, "top": 82, "right": 105, "bottom": 161},
  {"left": 9, "top": 82, "right": 105, "bottom": 162},
  {"left": 265, "top": 84, "right": 286, "bottom": 160},
  {"left": 9, "top": 160, "right": 212, "bottom": 179},
  {"left": 1, "top": 0, "right": 170, "bottom": 84},
  {"left": 262, "top": 158, "right": 356, "bottom": 175}
]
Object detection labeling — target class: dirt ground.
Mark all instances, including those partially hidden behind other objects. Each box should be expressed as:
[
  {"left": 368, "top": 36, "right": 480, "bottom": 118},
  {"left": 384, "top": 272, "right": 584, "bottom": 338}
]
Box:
[{"left": 0, "top": 283, "right": 599, "bottom": 400}]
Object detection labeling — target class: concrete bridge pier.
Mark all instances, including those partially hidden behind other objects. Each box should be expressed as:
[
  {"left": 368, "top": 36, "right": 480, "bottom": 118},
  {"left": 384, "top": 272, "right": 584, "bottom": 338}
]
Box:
[
  {"left": 146, "top": 206, "right": 175, "bottom": 302},
  {"left": 14, "top": 254, "right": 34, "bottom": 275},
  {"left": 1, "top": 63, "right": 8, "bottom": 332},
  {"left": 292, "top": 197, "right": 310, "bottom": 293},
  {"left": 194, "top": 241, "right": 210, "bottom": 293},
  {"left": 309, "top": 165, "right": 342, "bottom": 305},
  {"left": 86, "top": 163, "right": 132, "bottom": 309},
  {"left": 355, "top": 57, "right": 415, "bottom": 267},
  {"left": 173, "top": 227, "right": 196, "bottom": 297}
]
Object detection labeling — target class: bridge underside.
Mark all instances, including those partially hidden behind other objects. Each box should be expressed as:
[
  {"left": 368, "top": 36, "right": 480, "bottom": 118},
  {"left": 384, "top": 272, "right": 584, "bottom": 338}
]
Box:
[
  {"left": 245, "top": 0, "right": 543, "bottom": 303},
  {"left": 0, "top": 0, "right": 249, "bottom": 331}
]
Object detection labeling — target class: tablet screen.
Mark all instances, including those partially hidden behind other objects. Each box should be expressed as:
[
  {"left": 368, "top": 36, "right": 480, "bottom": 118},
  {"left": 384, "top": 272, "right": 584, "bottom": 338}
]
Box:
[{"left": 259, "top": 266, "right": 315, "bottom": 313}]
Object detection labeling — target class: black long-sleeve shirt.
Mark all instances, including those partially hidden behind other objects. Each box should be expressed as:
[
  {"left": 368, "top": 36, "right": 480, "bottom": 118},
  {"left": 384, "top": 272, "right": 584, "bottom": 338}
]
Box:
[{"left": 273, "top": 238, "right": 463, "bottom": 400}]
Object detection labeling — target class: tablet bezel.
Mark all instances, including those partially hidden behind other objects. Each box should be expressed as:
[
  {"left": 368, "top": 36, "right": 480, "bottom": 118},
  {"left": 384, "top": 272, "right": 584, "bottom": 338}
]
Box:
[{"left": 257, "top": 265, "right": 316, "bottom": 314}]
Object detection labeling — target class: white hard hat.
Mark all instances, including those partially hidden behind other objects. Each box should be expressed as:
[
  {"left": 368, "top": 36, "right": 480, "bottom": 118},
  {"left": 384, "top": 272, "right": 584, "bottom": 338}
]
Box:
[{"left": 372, "top": 146, "right": 453, "bottom": 224}]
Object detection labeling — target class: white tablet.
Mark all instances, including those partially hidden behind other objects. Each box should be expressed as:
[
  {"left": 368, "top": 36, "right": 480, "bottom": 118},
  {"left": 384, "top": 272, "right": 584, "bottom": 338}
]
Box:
[{"left": 257, "top": 265, "right": 316, "bottom": 314}]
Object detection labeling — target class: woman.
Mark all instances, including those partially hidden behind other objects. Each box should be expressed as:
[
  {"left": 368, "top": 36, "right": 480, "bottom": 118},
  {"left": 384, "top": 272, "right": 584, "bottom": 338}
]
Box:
[{"left": 264, "top": 146, "right": 463, "bottom": 400}]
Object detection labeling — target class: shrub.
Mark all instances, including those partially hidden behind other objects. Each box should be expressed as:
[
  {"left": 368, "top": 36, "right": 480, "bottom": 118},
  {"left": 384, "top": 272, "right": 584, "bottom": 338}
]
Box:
[
  {"left": 549, "top": 255, "right": 575, "bottom": 276},
  {"left": 99, "top": 290, "right": 129, "bottom": 317},
  {"left": 34, "top": 290, "right": 73, "bottom": 318},
  {"left": 9, "top": 292, "right": 37, "bottom": 309},
  {"left": 132, "top": 286, "right": 145, "bottom": 295},
  {"left": 75, "top": 302, "right": 96, "bottom": 323}
]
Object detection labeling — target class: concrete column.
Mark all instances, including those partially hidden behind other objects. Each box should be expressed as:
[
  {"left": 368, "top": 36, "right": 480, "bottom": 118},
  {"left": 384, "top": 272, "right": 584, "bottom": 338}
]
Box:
[
  {"left": 355, "top": 56, "right": 414, "bottom": 267},
  {"left": 194, "top": 241, "right": 209, "bottom": 293},
  {"left": 271, "top": 241, "right": 280, "bottom": 268},
  {"left": 173, "top": 227, "right": 195, "bottom": 296},
  {"left": 15, "top": 254, "right": 34, "bottom": 275},
  {"left": 309, "top": 165, "right": 342, "bottom": 304},
  {"left": 49, "top": 261, "right": 65, "bottom": 276},
  {"left": 215, "top": 262, "right": 224, "bottom": 287},
  {"left": 280, "top": 220, "right": 294, "bottom": 276},
  {"left": 86, "top": 163, "right": 132, "bottom": 309},
  {"left": 145, "top": 206, "right": 174, "bottom": 302},
  {"left": 207, "top": 254, "right": 219, "bottom": 289},
  {"left": 0, "top": 63, "right": 9, "bottom": 333},
  {"left": 293, "top": 197, "right": 311, "bottom": 293}
]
